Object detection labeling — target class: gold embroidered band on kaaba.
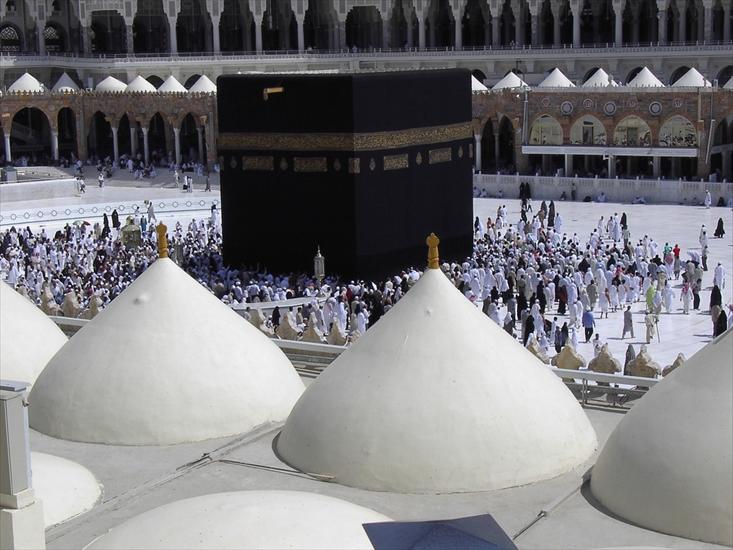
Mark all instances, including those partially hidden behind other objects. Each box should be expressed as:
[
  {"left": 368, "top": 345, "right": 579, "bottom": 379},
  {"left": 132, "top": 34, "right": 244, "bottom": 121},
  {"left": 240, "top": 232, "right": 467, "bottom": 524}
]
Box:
[{"left": 218, "top": 122, "right": 472, "bottom": 152}]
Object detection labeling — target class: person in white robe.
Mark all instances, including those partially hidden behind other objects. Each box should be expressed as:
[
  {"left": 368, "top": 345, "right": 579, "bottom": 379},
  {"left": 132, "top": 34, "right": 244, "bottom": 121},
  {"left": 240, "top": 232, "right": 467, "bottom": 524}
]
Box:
[{"left": 662, "top": 282, "right": 675, "bottom": 314}]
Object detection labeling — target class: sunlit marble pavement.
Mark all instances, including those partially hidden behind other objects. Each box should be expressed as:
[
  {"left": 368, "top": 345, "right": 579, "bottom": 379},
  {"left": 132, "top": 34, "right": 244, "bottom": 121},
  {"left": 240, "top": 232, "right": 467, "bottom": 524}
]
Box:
[{"left": 474, "top": 198, "right": 733, "bottom": 368}]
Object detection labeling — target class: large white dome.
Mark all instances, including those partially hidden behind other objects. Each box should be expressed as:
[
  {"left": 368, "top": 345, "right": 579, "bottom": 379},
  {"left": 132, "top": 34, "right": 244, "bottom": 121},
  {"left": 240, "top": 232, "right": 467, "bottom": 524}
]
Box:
[
  {"left": 29, "top": 258, "right": 304, "bottom": 445},
  {"left": 85, "top": 491, "right": 390, "bottom": 549},
  {"left": 590, "top": 329, "right": 732, "bottom": 546},
  {"left": 0, "top": 281, "right": 67, "bottom": 387},
  {"left": 32, "top": 452, "right": 101, "bottom": 527},
  {"left": 277, "top": 258, "right": 597, "bottom": 493}
]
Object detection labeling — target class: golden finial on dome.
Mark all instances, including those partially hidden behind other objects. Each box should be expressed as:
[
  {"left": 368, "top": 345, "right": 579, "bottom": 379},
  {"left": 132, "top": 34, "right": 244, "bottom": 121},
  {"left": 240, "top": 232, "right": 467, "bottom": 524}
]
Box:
[
  {"left": 156, "top": 223, "right": 169, "bottom": 258},
  {"left": 426, "top": 233, "right": 440, "bottom": 269}
]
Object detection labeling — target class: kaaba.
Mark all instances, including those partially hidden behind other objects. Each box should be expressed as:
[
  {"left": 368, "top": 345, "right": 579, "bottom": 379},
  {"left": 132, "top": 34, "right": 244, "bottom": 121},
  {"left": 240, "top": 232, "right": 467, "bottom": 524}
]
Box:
[{"left": 217, "top": 69, "right": 473, "bottom": 280}]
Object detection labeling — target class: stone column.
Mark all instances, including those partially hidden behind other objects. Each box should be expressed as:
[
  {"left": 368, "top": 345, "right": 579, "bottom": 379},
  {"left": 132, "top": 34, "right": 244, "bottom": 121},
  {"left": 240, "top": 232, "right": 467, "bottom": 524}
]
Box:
[
  {"left": 551, "top": 0, "right": 563, "bottom": 46},
  {"left": 474, "top": 134, "right": 482, "bottom": 171},
  {"left": 111, "top": 126, "right": 119, "bottom": 162},
  {"left": 37, "top": 20, "right": 46, "bottom": 54},
  {"left": 212, "top": 15, "right": 221, "bottom": 53},
  {"left": 494, "top": 132, "right": 500, "bottom": 165},
  {"left": 721, "top": 150, "right": 731, "bottom": 180},
  {"left": 169, "top": 17, "right": 178, "bottom": 53},
  {"left": 4, "top": 131, "right": 12, "bottom": 162},
  {"left": 254, "top": 14, "right": 263, "bottom": 52},
  {"left": 142, "top": 127, "right": 150, "bottom": 165},
  {"left": 492, "top": 11, "right": 501, "bottom": 46},
  {"left": 652, "top": 156, "right": 661, "bottom": 178},
  {"left": 51, "top": 130, "right": 59, "bottom": 161},
  {"left": 565, "top": 153, "right": 573, "bottom": 175},
  {"left": 406, "top": 11, "right": 414, "bottom": 47},
  {"left": 570, "top": 0, "right": 581, "bottom": 46},
  {"left": 612, "top": 0, "right": 624, "bottom": 44},
  {"left": 678, "top": 0, "right": 686, "bottom": 42},
  {"left": 173, "top": 127, "right": 181, "bottom": 165},
  {"left": 702, "top": 0, "right": 714, "bottom": 42},
  {"left": 197, "top": 126, "right": 204, "bottom": 162},
  {"left": 383, "top": 17, "right": 392, "bottom": 48},
  {"left": 296, "top": 14, "right": 305, "bottom": 51},
  {"left": 130, "top": 126, "right": 137, "bottom": 157},
  {"left": 657, "top": 0, "right": 668, "bottom": 43},
  {"left": 126, "top": 23, "right": 134, "bottom": 53},
  {"left": 338, "top": 16, "right": 347, "bottom": 50},
  {"left": 531, "top": 11, "right": 540, "bottom": 46},
  {"left": 418, "top": 14, "right": 426, "bottom": 49},
  {"left": 608, "top": 155, "right": 616, "bottom": 177},
  {"left": 81, "top": 24, "right": 91, "bottom": 53},
  {"left": 512, "top": 0, "right": 524, "bottom": 45},
  {"left": 723, "top": 0, "right": 731, "bottom": 42}
]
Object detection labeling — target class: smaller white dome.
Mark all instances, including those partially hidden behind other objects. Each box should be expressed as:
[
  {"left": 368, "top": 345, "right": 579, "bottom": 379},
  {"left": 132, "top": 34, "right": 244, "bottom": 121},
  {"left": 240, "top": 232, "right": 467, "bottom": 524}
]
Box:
[
  {"left": 85, "top": 491, "right": 391, "bottom": 549},
  {"left": 724, "top": 76, "right": 733, "bottom": 90},
  {"left": 188, "top": 75, "right": 217, "bottom": 93},
  {"left": 32, "top": 452, "right": 101, "bottom": 527},
  {"left": 627, "top": 67, "right": 665, "bottom": 87},
  {"left": 672, "top": 67, "right": 711, "bottom": 87},
  {"left": 537, "top": 68, "right": 576, "bottom": 88},
  {"left": 158, "top": 75, "right": 187, "bottom": 93},
  {"left": 582, "top": 68, "right": 618, "bottom": 88},
  {"left": 52, "top": 72, "right": 80, "bottom": 92},
  {"left": 125, "top": 75, "right": 157, "bottom": 93},
  {"left": 492, "top": 72, "right": 529, "bottom": 91},
  {"left": 95, "top": 76, "right": 127, "bottom": 93},
  {"left": 471, "top": 75, "right": 488, "bottom": 93},
  {"left": 8, "top": 72, "right": 44, "bottom": 93}
]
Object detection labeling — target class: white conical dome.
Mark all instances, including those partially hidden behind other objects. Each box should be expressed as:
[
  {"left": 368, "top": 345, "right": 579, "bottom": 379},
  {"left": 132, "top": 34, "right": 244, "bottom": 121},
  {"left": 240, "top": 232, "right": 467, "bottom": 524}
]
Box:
[
  {"left": 582, "top": 68, "right": 618, "bottom": 88},
  {"left": 32, "top": 452, "right": 101, "bottom": 527},
  {"left": 591, "top": 329, "right": 733, "bottom": 546},
  {"left": 158, "top": 75, "right": 187, "bottom": 93},
  {"left": 537, "top": 68, "right": 576, "bottom": 88},
  {"left": 8, "top": 72, "right": 44, "bottom": 92},
  {"left": 0, "top": 282, "right": 67, "bottom": 387},
  {"left": 125, "top": 75, "right": 157, "bottom": 92},
  {"left": 627, "top": 67, "right": 664, "bottom": 87},
  {"left": 724, "top": 76, "right": 733, "bottom": 90},
  {"left": 672, "top": 67, "right": 711, "bottom": 87},
  {"left": 277, "top": 257, "right": 597, "bottom": 493},
  {"left": 189, "top": 75, "right": 217, "bottom": 93},
  {"left": 29, "top": 257, "right": 304, "bottom": 445},
  {"left": 52, "top": 72, "right": 80, "bottom": 92},
  {"left": 471, "top": 75, "right": 488, "bottom": 93},
  {"left": 492, "top": 71, "right": 529, "bottom": 90},
  {"left": 85, "top": 491, "right": 391, "bottom": 549},
  {"left": 95, "top": 76, "right": 127, "bottom": 92}
]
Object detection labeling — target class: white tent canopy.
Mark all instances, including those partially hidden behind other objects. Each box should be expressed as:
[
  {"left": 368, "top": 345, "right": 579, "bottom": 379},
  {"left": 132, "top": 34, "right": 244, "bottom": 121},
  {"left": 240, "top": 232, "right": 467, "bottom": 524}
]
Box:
[
  {"left": 471, "top": 75, "right": 488, "bottom": 93},
  {"left": 591, "top": 329, "right": 733, "bottom": 546},
  {"left": 158, "top": 75, "right": 187, "bottom": 93},
  {"left": 582, "top": 68, "right": 618, "bottom": 88},
  {"left": 125, "top": 75, "right": 157, "bottom": 92},
  {"left": 627, "top": 67, "right": 665, "bottom": 87},
  {"left": 52, "top": 72, "right": 80, "bottom": 92},
  {"left": 95, "top": 76, "right": 127, "bottom": 92},
  {"left": 492, "top": 71, "right": 529, "bottom": 91},
  {"left": 189, "top": 75, "right": 217, "bottom": 93},
  {"left": 537, "top": 68, "right": 576, "bottom": 88},
  {"left": 8, "top": 72, "right": 44, "bottom": 93},
  {"left": 672, "top": 67, "right": 711, "bottom": 87}
]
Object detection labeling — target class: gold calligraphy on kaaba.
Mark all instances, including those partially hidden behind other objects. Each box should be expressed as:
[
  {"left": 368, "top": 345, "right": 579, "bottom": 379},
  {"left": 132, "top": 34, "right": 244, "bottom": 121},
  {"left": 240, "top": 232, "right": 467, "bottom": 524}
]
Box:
[
  {"left": 242, "top": 156, "right": 274, "bottom": 171},
  {"left": 293, "top": 157, "right": 328, "bottom": 172},
  {"left": 218, "top": 122, "right": 472, "bottom": 152},
  {"left": 428, "top": 147, "right": 452, "bottom": 164},
  {"left": 348, "top": 158, "right": 360, "bottom": 174},
  {"left": 383, "top": 154, "right": 409, "bottom": 171}
]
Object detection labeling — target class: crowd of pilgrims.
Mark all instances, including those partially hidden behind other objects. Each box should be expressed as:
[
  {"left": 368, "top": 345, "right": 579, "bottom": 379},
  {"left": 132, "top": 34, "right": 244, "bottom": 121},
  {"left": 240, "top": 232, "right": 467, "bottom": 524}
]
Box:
[{"left": 0, "top": 197, "right": 729, "bottom": 346}]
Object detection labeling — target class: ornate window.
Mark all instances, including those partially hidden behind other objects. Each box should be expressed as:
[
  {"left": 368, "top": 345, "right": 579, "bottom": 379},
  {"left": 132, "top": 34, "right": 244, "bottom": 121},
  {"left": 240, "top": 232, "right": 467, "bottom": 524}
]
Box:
[
  {"left": 0, "top": 25, "right": 21, "bottom": 51},
  {"left": 529, "top": 115, "right": 563, "bottom": 145},
  {"left": 570, "top": 116, "right": 606, "bottom": 145},
  {"left": 659, "top": 115, "right": 697, "bottom": 147},
  {"left": 613, "top": 116, "right": 651, "bottom": 147}
]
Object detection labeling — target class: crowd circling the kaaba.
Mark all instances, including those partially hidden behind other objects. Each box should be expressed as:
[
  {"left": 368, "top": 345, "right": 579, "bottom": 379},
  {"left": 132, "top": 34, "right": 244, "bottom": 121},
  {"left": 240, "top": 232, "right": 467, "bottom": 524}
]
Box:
[{"left": 0, "top": 197, "right": 730, "bottom": 347}]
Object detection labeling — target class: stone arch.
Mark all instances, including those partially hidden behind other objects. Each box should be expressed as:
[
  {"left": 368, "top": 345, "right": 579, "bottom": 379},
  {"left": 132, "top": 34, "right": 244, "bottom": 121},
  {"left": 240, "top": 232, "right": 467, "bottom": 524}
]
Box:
[
  {"left": 87, "top": 111, "right": 113, "bottom": 159},
  {"left": 684, "top": 0, "right": 701, "bottom": 41},
  {"left": 623, "top": 0, "right": 657, "bottom": 43},
  {"left": 388, "top": 0, "right": 416, "bottom": 49},
  {"left": 57, "top": 107, "right": 77, "bottom": 159},
  {"left": 220, "top": 0, "right": 254, "bottom": 51},
  {"left": 11, "top": 107, "right": 53, "bottom": 163},
  {"left": 425, "top": 0, "right": 454, "bottom": 47},
  {"left": 480, "top": 116, "right": 495, "bottom": 171},
  {"left": 462, "top": 0, "right": 487, "bottom": 47},
  {"left": 0, "top": 22, "right": 23, "bottom": 51},
  {"left": 180, "top": 112, "right": 203, "bottom": 162},
  {"left": 669, "top": 65, "right": 691, "bottom": 85},
  {"left": 346, "top": 6, "right": 383, "bottom": 49},
  {"left": 134, "top": 0, "right": 169, "bottom": 53},
  {"left": 176, "top": 0, "right": 213, "bottom": 52},
  {"left": 717, "top": 65, "right": 733, "bottom": 87},
  {"left": 529, "top": 114, "right": 563, "bottom": 145},
  {"left": 570, "top": 115, "right": 607, "bottom": 145},
  {"left": 263, "top": 0, "right": 297, "bottom": 51},
  {"left": 613, "top": 115, "right": 651, "bottom": 147},
  {"left": 183, "top": 74, "right": 202, "bottom": 88},
  {"left": 497, "top": 114, "right": 515, "bottom": 169},
  {"left": 118, "top": 113, "right": 132, "bottom": 156},
  {"left": 90, "top": 10, "right": 127, "bottom": 53},
  {"left": 148, "top": 112, "right": 169, "bottom": 163},
  {"left": 499, "top": 0, "right": 515, "bottom": 45},
  {"left": 472, "top": 68, "right": 487, "bottom": 82},
  {"left": 43, "top": 21, "right": 66, "bottom": 52},
  {"left": 658, "top": 115, "right": 696, "bottom": 147},
  {"left": 625, "top": 66, "right": 644, "bottom": 83}
]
